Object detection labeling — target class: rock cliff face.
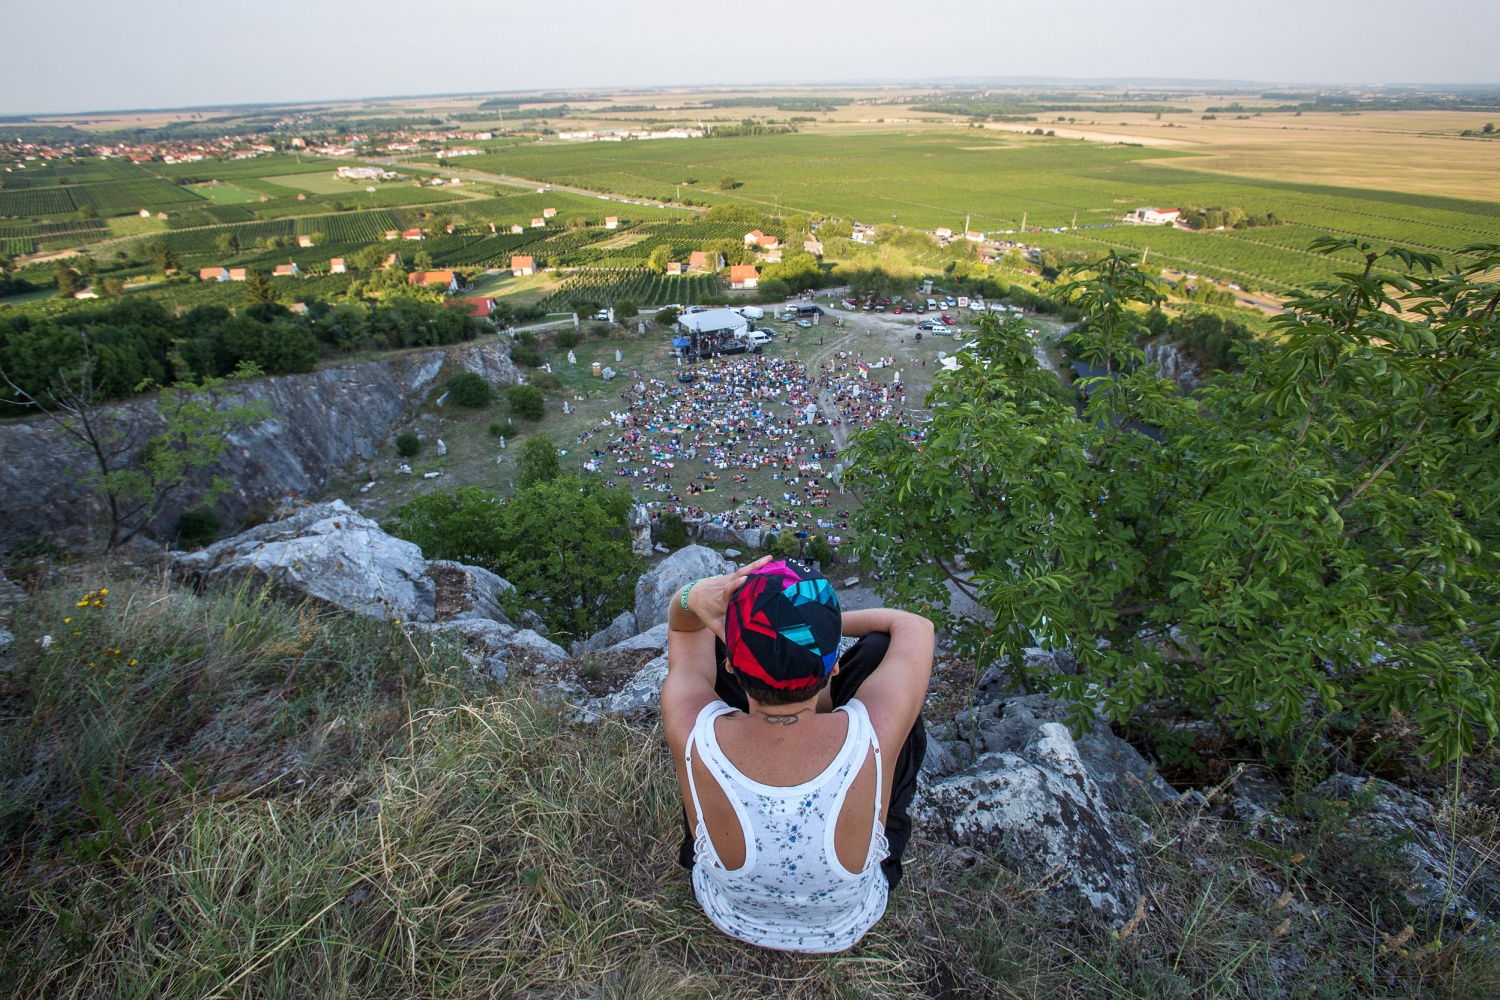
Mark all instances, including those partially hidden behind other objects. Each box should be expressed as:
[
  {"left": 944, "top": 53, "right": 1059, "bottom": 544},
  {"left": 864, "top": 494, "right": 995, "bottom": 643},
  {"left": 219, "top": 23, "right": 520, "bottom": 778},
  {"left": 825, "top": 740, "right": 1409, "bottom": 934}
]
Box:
[{"left": 0, "top": 338, "right": 517, "bottom": 550}]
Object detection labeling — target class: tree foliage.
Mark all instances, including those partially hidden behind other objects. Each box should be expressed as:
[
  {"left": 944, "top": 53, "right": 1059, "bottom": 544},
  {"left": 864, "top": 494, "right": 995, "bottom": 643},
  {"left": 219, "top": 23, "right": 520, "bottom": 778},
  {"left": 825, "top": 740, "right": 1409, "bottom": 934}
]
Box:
[
  {"left": 517, "top": 433, "right": 561, "bottom": 487},
  {"left": 847, "top": 245, "right": 1500, "bottom": 763},
  {"left": 446, "top": 372, "right": 491, "bottom": 408},
  {"left": 507, "top": 384, "right": 545, "bottom": 420},
  {"left": 389, "top": 480, "right": 638, "bottom": 637}
]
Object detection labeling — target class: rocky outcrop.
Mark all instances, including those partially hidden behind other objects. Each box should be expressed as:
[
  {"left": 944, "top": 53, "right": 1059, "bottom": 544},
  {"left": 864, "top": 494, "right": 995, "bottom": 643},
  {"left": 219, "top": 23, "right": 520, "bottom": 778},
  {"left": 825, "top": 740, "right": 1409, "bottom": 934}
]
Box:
[
  {"left": 172, "top": 499, "right": 513, "bottom": 629},
  {"left": 572, "top": 653, "right": 670, "bottom": 723},
  {"left": 924, "top": 693, "right": 1177, "bottom": 809},
  {"left": 0, "top": 338, "right": 518, "bottom": 551},
  {"left": 914, "top": 722, "right": 1143, "bottom": 921},
  {"left": 604, "top": 622, "right": 669, "bottom": 655},
  {"left": 634, "top": 545, "right": 735, "bottom": 631}
]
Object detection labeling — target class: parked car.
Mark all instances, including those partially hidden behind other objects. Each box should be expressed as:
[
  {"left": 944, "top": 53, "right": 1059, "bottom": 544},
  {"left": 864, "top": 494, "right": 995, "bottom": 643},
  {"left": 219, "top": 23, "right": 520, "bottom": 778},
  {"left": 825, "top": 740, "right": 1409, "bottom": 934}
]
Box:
[
  {"left": 915, "top": 303, "right": 927, "bottom": 314},
  {"left": 916, "top": 320, "right": 936, "bottom": 330},
  {"left": 940, "top": 313, "right": 955, "bottom": 325},
  {"left": 944, "top": 296, "right": 956, "bottom": 307},
  {"left": 929, "top": 324, "right": 950, "bottom": 335},
  {"left": 796, "top": 319, "right": 812, "bottom": 328},
  {"left": 892, "top": 305, "right": 904, "bottom": 314}
]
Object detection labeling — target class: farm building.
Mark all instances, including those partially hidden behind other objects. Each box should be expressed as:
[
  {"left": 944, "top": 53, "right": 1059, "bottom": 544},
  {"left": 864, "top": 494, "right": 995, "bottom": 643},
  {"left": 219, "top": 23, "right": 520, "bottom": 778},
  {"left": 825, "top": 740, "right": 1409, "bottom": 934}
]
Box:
[
  {"left": 384, "top": 230, "right": 400, "bottom": 240},
  {"left": 329, "top": 258, "right": 347, "bottom": 274},
  {"left": 743, "top": 230, "right": 763, "bottom": 246},
  {"left": 729, "top": 265, "right": 759, "bottom": 289},
  {"left": 228, "top": 268, "right": 248, "bottom": 282},
  {"left": 297, "top": 235, "right": 314, "bottom": 248},
  {"left": 510, "top": 224, "right": 525, "bottom": 234},
  {"left": 402, "top": 229, "right": 424, "bottom": 240},
  {"left": 688, "top": 251, "right": 722, "bottom": 272},
  {"left": 934, "top": 227, "right": 953, "bottom": 239},
  {"left": 463, "top": 297, "right": 496, "bottom": 317},
  {"left": 511, "top": 256, "right": 535, "bottom": 276},
  {"left": 199, "top": 266, "right": 230, "bottom": 282},
  {"left": 273, "top": 263, "right": 300, "bottom": 277},
  {"left": 803, "top": 239, "right": 824, "bottom": 256},
  {"left": 1125, "top": 207, "right": 1180, "bottom": 225},
  {"left": 542, "top": 207, "right": 557, "bottom": 218},
  {"left": 336, "top": 165, "right": 386, "bottom": 181},
  {"left": 604, "top": 216, "right": 619, "bottom": 229},
  {"left": 408, "top": 270, "right": 458, "bottom": 293},
  {"left": 666, "top": 261, "right": 684, "bottom": 275},
  {"left": 531, "top": 218, "right": 546, "bottom": 228}
]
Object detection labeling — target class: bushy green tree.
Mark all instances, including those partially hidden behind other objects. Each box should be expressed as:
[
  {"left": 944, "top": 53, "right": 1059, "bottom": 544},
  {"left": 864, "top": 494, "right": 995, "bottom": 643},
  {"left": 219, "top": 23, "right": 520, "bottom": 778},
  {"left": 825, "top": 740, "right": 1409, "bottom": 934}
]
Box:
[
  {"left": 647, "top": 246, "right": 673, "bottom": 274},
  {"left": 517, "top": 433, "right": 561, "bottom": 487},
  {"left": 507, "top": 383, "right": 545, "bottom": 420},
  {"left": 243, "top": 266, "right": 275, "bottom": 304},
  {"left": 390, "top": 480, "right": 638, "bottom": 637},
  {"left": 446, "top": 372, "right": 491, "bottom": 407},
  {"left": 395, "top": 432, "right": 421, "bottom": 457},
  {"left": 659, "top": 512, "right": 688, "bottom": 550},
  {"left": 847, "top": 245, "right": 1500, "bottom": 763}
]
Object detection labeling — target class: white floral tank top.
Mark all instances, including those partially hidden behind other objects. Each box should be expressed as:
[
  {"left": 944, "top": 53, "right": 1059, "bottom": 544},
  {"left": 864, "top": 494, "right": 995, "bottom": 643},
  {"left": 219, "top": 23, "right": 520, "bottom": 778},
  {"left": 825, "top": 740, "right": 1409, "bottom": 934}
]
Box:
[{"left": 685, "top": 698, "right": 889, "bottom": 953}]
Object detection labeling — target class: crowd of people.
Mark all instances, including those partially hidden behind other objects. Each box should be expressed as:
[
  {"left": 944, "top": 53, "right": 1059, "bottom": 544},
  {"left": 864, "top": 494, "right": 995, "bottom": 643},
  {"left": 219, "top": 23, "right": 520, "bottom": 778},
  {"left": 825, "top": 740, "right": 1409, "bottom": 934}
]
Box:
[{"left": 817, "top": 351, "right": 928, "bottom": 442}]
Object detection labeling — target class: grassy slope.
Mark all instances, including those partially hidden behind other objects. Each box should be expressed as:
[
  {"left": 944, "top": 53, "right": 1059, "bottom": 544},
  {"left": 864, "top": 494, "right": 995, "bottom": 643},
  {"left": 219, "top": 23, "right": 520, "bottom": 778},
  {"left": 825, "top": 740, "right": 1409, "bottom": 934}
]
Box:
[{"left": 1, "top": 566, "right": 1496, "bottom": 998}]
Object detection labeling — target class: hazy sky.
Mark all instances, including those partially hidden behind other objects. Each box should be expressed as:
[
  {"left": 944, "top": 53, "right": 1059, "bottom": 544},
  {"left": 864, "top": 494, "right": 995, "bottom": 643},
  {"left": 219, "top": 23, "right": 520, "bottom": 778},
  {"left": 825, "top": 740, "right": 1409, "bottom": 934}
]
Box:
[{"left": 3, "top": 0, "right": 1498, "bottom": 115}]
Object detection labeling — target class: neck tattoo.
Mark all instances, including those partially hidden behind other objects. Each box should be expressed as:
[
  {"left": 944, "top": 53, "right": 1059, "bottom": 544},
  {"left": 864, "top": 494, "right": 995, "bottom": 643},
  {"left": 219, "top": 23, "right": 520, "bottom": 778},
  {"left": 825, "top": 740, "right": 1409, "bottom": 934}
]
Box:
[{"left": 762, "top": 713, "right": 801, "bottom": 726}]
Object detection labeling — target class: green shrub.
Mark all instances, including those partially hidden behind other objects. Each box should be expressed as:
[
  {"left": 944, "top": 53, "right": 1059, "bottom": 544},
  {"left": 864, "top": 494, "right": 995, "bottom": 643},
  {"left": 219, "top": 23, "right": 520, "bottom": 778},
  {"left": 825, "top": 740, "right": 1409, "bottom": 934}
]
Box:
[
  {"left": 615, "top": 300, "right": 638, "bottom": 319},
  {"left": 518, "top": 434, "right": 561, "bottom": 487},
  {"left": 446, "top": 372, "right": 491, "bottom": 408},
  {"left": 489, "top": 419, "right": 517, "bottom": 438},
  {"left": 396, "top": 432, "right": 421, "bottom": 457},
  {"left": 507, "top": 384, "right": 545, "bottom": 420},
  {"left": 175, "top": 509, "right": 221, "bottom": 549},
  {"left": 511, "top": 345, "right": 544, "bottom": 368},
  {"left": 554, "top": 329, "right": 582, "bottom": 349},
  {"left": 806, "top": 534, "right": 835, "bottom": 566},
  {"left": 659, "top": 512, "right": 688, "bottom": 550}
]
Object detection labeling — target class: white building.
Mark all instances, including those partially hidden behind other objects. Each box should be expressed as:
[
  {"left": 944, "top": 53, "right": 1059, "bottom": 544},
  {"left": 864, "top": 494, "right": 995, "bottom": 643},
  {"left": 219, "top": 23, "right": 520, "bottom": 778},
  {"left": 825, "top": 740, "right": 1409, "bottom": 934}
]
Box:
[
  {"left": 678, "top": 308, "right": 749, "bottom": 340},
  {"left": 1125, "top": 207, "right": 1181, "bottom": 226}
]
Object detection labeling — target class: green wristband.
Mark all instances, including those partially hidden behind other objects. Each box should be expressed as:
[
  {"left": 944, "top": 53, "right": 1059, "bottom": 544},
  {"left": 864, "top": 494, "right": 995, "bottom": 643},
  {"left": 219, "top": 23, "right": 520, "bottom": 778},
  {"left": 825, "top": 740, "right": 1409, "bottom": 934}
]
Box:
[{"left": 681, "top": 578, "right": 701, "bottom": 611}]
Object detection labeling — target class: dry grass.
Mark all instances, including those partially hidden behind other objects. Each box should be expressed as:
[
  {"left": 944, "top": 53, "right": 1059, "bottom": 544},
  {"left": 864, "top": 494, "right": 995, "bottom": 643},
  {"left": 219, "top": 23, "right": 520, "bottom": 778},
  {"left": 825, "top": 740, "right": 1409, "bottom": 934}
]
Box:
[{"left": 1, "top": 563, "right": 1497, "bottom": 998}]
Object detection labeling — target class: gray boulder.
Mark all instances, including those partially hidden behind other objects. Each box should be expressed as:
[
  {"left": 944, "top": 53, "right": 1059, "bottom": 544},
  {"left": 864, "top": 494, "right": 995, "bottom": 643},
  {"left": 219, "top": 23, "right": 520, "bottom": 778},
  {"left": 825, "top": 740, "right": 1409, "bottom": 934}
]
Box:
[
  {"left": 634, "top": 545, "right": 735, "bottom": 630},
  {"left": 913, "top": 722, "right": 1143, "bottom": 920},
  {"left": 569, "top": 610, "right": 638, "bottom": 656},
  {"left": 925, "top": 693, "right": 1177, "bottom": 808},
  {"left": 173, "top": 500, "right": 434, "bottom": 622},
  {"left": 600, "top": 654, "right": 670, "bottom": 717},
  {"left": 605, "top": 622, "right": 669, "bottom": 654},
  {"left": 450, "top": 338, "right": 523, "bottom": 390}
]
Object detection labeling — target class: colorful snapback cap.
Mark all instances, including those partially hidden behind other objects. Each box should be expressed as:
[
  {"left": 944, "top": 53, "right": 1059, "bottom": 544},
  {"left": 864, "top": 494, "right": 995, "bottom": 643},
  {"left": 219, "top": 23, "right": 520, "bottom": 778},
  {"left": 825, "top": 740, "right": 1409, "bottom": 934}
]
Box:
[{"left": 724, "top": 558, "right": 842, "bottom": 691}]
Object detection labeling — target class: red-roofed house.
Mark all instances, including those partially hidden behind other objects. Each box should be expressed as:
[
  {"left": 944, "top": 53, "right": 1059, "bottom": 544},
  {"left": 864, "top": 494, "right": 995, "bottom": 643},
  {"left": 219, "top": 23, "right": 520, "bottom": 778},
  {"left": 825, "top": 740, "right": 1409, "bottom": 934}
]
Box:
[
  {"left": 199, "top": 266, "right": 230, "bottom": 282},
  {"left": 383, "top": 253, "right": 402, "bottom": 268},
  {"left": 384, "top": 230, "right": 400, "bottom": 240},
  {"left": 402, "top": 229, "right": 424, "bottom": 240},
  {"left": 463, "top": 297, "right": 496, "bottom": 317},
  {"left": 408, "top": 270, "right": 458, "bottom": 293},
  {"left": 297, "top": 235, "right": 314, "bottom": 248},
  {"left": 729, "top": 265, "right": 759, "bottom": 289},
  {"left": 755, "top": 233, "right": 780, "bottom": 249},
  {"left": 530, "top": 218, "right": 546, "bottom": 228},
  {"left": 228, "top": 268, "right": 248, "bottom": 281},
  {"left": 688, "top": 251, "right": 722, "bottom": 272},
  {"left": 743, "top": 230, "right": 763, "bottom": 246},
  {"left": 666, "top": 261, "right": 684, "bottom": 275},
  {"left": 511, "top": 255, "right": 535, "bottom": 276},
  {"left": 273, "top": 263, "right": 300, "bottom": 277},
  {"left": 510, "top": 223, "right": 525, "bottom": 234},
  {"left": 604, "top": 216, "right": 619, "bottom": 229},
  {"left": 329, "top": 258, "right": 347, "bottom": 273},
  {"left": 542, "top": 207, "right": 557, "bottom": 218}
]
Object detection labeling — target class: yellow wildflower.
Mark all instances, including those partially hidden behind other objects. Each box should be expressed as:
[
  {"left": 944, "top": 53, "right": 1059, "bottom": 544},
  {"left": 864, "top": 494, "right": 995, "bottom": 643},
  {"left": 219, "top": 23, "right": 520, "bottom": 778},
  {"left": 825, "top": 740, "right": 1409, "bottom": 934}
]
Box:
[
  {"left": 64, "top": 618, "right": 71, "bottom": 623},
  {"left": 129, "top": 659, "right": 138, "bottom": 667}
]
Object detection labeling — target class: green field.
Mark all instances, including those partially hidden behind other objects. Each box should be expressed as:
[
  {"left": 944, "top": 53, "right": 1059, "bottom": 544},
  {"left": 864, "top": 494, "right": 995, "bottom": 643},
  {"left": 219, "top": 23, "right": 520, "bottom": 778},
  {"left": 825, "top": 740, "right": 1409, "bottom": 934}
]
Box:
[
  {"left": 453, "top": 131, "right": 1500, "bottom": 292},
  {"left": 192, "top": 181, "right": 264, "bottom": 204}
]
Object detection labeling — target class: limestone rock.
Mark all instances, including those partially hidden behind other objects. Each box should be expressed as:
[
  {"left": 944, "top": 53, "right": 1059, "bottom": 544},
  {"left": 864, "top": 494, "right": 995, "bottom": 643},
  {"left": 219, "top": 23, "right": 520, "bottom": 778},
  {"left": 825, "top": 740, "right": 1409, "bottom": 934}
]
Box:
[
  {"left": 420, "top": 617, "right": 568, "bottom": 681},
  {"left": 450, "top": 338, "right": 523, "bottom": 390},
  {"left": 913, "top": 722, "right": 1142, "bottom": 920},
  {"left": 634, "top": 545, "right": 735, "bottom": 630},
  {"left": 926, "top": 693, "right": 1177, "bottom": 808},
  {"left": 602, "top": 654, "right": 670, "bottom": 716},
  {"left": 605, "top": 621, "right": 669, "bottom": 655},
  {"left": 172, "top": 500, "right": 434, "bottom": 622},
  {"left": 569, "top": 610, "right": 638, "bottom": 656},
  {"left": 1310, "top": 774, "right": 1499, "bottom": 925},
  {"left": 427, "top": 559, "right": 514, "bottom": 624}
]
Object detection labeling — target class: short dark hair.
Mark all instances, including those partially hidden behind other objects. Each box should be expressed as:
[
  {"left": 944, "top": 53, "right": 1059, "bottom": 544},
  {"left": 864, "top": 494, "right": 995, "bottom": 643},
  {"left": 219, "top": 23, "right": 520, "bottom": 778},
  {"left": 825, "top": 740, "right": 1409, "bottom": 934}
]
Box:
[{"left": 728, "top": 666, "right": 832, "bottom": 707}]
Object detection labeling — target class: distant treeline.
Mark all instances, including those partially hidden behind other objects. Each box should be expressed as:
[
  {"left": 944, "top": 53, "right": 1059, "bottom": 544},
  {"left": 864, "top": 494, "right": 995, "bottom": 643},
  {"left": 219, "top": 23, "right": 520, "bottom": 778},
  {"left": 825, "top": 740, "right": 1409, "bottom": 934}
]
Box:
[
  {"left": 0, "top": 295, "right": 486, "bottom": 405},
  {"left": 707, "top": 122, "right": 796, "bottom": 138},
  {"left": 1210, "top": 91, "right": 1500, "bottom": 113},
  {"left": 701, "top": 97, "right": 850, "bottom": 113},
  {"left": 912, "top": 102, "right": 1192, "bottom": 117}
]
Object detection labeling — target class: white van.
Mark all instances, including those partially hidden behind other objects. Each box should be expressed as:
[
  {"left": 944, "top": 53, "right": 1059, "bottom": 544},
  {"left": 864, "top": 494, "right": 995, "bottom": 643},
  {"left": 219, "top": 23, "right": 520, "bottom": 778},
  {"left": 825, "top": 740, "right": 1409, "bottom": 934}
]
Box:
[
  {"left": 735, "top": 306, "right": 765, "bottom": 320},
  {"left": 742, "top": 330, "right": 772, "bottom": 347},
  {"left": 925, "top": 298, "right": 938, "bottom": 310}
]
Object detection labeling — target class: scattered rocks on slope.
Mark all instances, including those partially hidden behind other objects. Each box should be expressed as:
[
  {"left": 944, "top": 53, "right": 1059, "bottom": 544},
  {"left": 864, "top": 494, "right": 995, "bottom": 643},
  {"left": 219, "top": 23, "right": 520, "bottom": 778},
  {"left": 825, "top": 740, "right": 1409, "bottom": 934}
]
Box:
[
  {"left": 633, "top": 545, "right": 735, "bottom": 631},
  {"left": 604, "top": 622, "right": 669, "bottom": 655},
  {"left": 571, "top": 653, "right": 671, "bottom": 723},
  {"left": 414, "top": 618, "right": 567, "bottom": 682},
  {"left": 913, "top": 722, "right": 1143, "bottom": 921},
  {"left": 428, "top": 560, "right": 513, "bottom": 625}
]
